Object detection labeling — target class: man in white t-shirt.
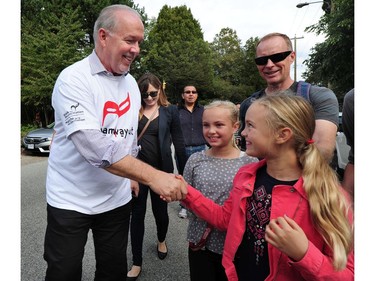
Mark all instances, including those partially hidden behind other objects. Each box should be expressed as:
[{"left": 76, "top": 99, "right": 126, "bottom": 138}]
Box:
[{"left": 43, "top": 5, "right": 186, "bottom": 281}]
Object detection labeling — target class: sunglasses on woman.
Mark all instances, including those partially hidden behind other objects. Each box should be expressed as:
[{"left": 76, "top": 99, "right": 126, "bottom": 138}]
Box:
[
  {"left": 141, "top": 91, "right": 158, "bottom": 99},
  {"left": 254, "top": 51, "right": 292, "bottom": 66}
]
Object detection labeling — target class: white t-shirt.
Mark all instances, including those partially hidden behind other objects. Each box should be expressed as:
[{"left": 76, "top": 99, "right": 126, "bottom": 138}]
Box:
[{"left": 46, "top": 51, "right": 141, "bottom": 214}]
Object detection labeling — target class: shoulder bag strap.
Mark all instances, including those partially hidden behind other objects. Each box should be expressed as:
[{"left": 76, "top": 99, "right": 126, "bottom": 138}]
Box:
[{"left": 137, "top": 106, "right": 159, "bottom": 141}]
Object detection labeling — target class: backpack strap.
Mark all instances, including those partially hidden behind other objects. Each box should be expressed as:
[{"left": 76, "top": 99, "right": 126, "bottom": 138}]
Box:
[{"left": 296, "top": 81, "right": 311, "bottom": 101}]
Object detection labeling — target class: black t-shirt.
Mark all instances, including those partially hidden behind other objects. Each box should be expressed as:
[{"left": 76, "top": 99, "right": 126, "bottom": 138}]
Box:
[{"left": 234, "top": 165, "right": 298, "bottom": 281}]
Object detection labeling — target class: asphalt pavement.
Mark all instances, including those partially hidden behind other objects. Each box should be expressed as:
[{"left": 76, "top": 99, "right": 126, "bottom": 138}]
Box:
[{"left": 21, "top": 150, "right": 191, "bottom": 281}]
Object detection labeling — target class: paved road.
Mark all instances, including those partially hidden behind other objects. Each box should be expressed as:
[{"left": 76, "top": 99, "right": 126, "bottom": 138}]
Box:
[{"left": 21, "top": 150, "right": 190, "bottom": 281}]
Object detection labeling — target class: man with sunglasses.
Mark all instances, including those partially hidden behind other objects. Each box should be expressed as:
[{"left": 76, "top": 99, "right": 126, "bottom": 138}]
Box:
[
  {"left": 239, "top": 32, "right": 339, "bottom": 163},
  {"left": 177, "top": 85, "right": 207, "bottom": 218}
]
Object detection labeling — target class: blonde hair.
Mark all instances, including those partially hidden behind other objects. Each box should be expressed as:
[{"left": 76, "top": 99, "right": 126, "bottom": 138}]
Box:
[
  {"left": 204, "top": 100, "right": 240, "bottom": 149},
  {"left": 254, "top": 94, "right": 353, "bottom": 270}
]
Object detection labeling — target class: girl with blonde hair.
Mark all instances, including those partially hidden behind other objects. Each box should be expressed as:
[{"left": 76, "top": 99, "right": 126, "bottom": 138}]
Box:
[
  {"left": 183, "top": 100, "right": 257, "bottom": 281},
  {"left": 181, "top": 94, "right": 354, "bottom": 281}
]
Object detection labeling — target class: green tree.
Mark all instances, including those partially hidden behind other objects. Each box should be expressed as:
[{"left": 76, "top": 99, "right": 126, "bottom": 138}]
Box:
[
  {"left": 141, "top": 5, "right": 214, "bottom": 103},
  {"left": 21, "top": 3, "right": 89, "bottom": 125},
  {"left": 303, "top": 0, "right": 354, "bottom": 102},
  {"left": 21, "top": 0, "right": 143, "bottom": 47},
  {"left": 21, "top": 0, "right": 146, "bottom": 124},
  {"left": 242, "top": 37, "right": 267, "bottom": 93},
  {"left": 209, "top": 30, "right": 265, "bottom": 103},
  {"left": 210, "top": 28, "right": 244, "bottom": 86}
]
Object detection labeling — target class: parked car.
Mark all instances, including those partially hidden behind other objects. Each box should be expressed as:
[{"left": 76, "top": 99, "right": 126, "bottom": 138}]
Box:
[{"left": 22, "top": 122, "right": 54, "bottom": 154}]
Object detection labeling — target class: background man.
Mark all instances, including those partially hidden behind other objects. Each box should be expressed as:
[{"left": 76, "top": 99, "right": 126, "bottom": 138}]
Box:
[{"left": 177, "top": 85, "right": 207, "bottom": 218}]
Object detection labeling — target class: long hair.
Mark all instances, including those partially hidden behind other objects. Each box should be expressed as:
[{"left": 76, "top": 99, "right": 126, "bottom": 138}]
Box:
[
  {"left": 137, "top": 72, "right": 170, "bottom": 118},
  {"left": 204, "top": 100, "right": 239, "bottom": 149},
  {"left": 255, "top": 94, "right": 353, "bottom": 270}
]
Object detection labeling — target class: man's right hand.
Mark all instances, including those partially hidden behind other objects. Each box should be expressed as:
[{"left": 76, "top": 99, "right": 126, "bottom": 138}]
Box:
[
  {"left": 149, "top": 172, "right": 187, "bottom": 202},
  {"left": 105, "top": 155, "right": 187, "bottom": 202}
]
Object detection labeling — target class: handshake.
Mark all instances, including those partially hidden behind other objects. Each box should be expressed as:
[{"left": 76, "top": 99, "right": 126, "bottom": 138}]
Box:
[
  {"left": 106, "top": 155, "right": 188, "bottom": 201},
  {"left": 150, "top": 174, "right": 188, "bottom": 202}
]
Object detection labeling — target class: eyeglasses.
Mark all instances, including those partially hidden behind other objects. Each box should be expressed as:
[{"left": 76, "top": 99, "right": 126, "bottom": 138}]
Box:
[
  {"left": 254, "top": 51, "right": 292, "bottom": 66},
  {"left": 141, "top": 91, "right": 158, "bottom": 99},
  {"left": 184, "top": 90, "right": 197, "bottom": 94}
]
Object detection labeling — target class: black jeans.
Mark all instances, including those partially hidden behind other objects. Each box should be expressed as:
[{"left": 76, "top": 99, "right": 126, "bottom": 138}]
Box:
[
  {"left": 44, "top": 203, "right": 131, "bottom": 281},
  {"left": 188, "top": 247, "right": 228, "bottom": 281},
  {"left": 130, "top": 183, "right": 169, "bottom": 266}
]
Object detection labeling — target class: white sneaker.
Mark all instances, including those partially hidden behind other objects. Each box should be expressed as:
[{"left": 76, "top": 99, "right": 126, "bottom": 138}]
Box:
[{"left": 178, "top": 207, "right": 187, "bottom": 219}]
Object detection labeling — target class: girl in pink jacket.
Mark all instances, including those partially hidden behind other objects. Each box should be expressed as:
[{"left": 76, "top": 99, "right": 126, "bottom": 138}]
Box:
[{"left": 181, "top": 94, "right": 354, "bottom": 281}]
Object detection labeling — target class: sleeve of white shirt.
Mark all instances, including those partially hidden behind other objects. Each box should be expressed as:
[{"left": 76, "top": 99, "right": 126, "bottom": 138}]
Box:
[{"left": 70, "top": 129, "right": 140, "bottom": 168}]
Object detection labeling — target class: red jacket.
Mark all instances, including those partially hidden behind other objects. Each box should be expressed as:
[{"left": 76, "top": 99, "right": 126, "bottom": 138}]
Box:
[{"left": 183, "top": 159, "right": 354, "bottom": 281}]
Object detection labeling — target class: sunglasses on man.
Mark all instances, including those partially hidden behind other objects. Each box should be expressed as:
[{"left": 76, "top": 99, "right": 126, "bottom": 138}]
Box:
[
  {"left": 184, "top": 90, "right": 197, "bottom": 94},
  {"left": 254, "top": 51, "right": 292, "bottom": 66},
  {"left": 141, "top": 91, "right": 158, "bottom": 99}
]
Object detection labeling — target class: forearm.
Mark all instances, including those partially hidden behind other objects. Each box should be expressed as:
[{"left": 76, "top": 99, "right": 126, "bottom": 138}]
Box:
[
  {"left": 71, "top": 130, "right": 139, "bottom": 168},
  {"left": 106, "top": 156, "right": 187, "bottom": 201},
  {"left": 316, "top": 142, "right": 335, "bottom": 163},
  {"left": 105, "top": 154, "right": 159, "bottom": 186},
  {"left": 182, "top": 185, "right": 229, "bottom": 231},
  {"left": 313, "top": 119, "right": 337, "bottom": 162}
]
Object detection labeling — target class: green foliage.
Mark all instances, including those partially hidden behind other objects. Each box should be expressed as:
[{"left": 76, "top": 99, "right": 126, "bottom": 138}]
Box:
[
  {"left": 140, "top": 5, "right": 214, "bottom": 104},
  {"left": 303, "top": 0, "right": 354, "bottom": 102},
  {"left": 21, "top": 3, "right": 90, "bottom": 124},
  {"left": 211, "top": 77, "right": 249, "bottom": 104},
  {"left": 20, "top": 0, "right": 354, "bottom": 126},
  {"left": 21, "top": 0, "right": 145, "bottom": 125},
  {"left": 21, "top": 124, "right": 38, "bottom": 140},
  {"left": 208, "top": 31, "right": 265, "bottom": 103},
  {"left": 210, "top": 28, "right": 244, "bottom": 86},
  {"left": 242, "top": 37, "right": 267, "bottom": 91}
]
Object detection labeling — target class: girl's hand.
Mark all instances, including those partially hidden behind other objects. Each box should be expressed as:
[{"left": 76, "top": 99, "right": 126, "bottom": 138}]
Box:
[
  {"left": 159, "top": 174, "right": 188, "bottom": 202},
  {"left": 265, "top": 214, "right": 308, "bottom": 261}
]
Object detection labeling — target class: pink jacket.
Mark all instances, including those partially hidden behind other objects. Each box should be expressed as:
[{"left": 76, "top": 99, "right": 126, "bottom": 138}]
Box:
[{"left": 183, "top": 159, "right": 354, "bottom": 281}]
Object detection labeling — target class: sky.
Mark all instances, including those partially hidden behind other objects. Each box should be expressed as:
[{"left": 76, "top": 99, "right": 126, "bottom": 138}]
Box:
[{"left": 133, "top": 0, "right": 327, "bottom": 81}]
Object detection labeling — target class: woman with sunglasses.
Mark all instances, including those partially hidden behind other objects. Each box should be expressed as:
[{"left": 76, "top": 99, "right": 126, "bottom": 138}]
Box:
[{"left": 127, "top": 72, "right": 187, "bottom": 280}]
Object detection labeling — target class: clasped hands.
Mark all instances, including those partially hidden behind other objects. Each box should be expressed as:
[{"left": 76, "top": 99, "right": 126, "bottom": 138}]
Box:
[{"left": 153, "top": 174, "right": 187, "bottom": 202}]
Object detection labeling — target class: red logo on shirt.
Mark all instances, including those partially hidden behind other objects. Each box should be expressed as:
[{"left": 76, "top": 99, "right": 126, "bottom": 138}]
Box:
[{"left": 102, "top": 93, "right": 131, "bottom": 126}]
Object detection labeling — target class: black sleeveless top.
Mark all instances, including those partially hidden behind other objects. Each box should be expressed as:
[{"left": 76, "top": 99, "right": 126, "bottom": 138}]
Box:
[{"left": 137, "top": 115, "right": 161, "bottom": 169}]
